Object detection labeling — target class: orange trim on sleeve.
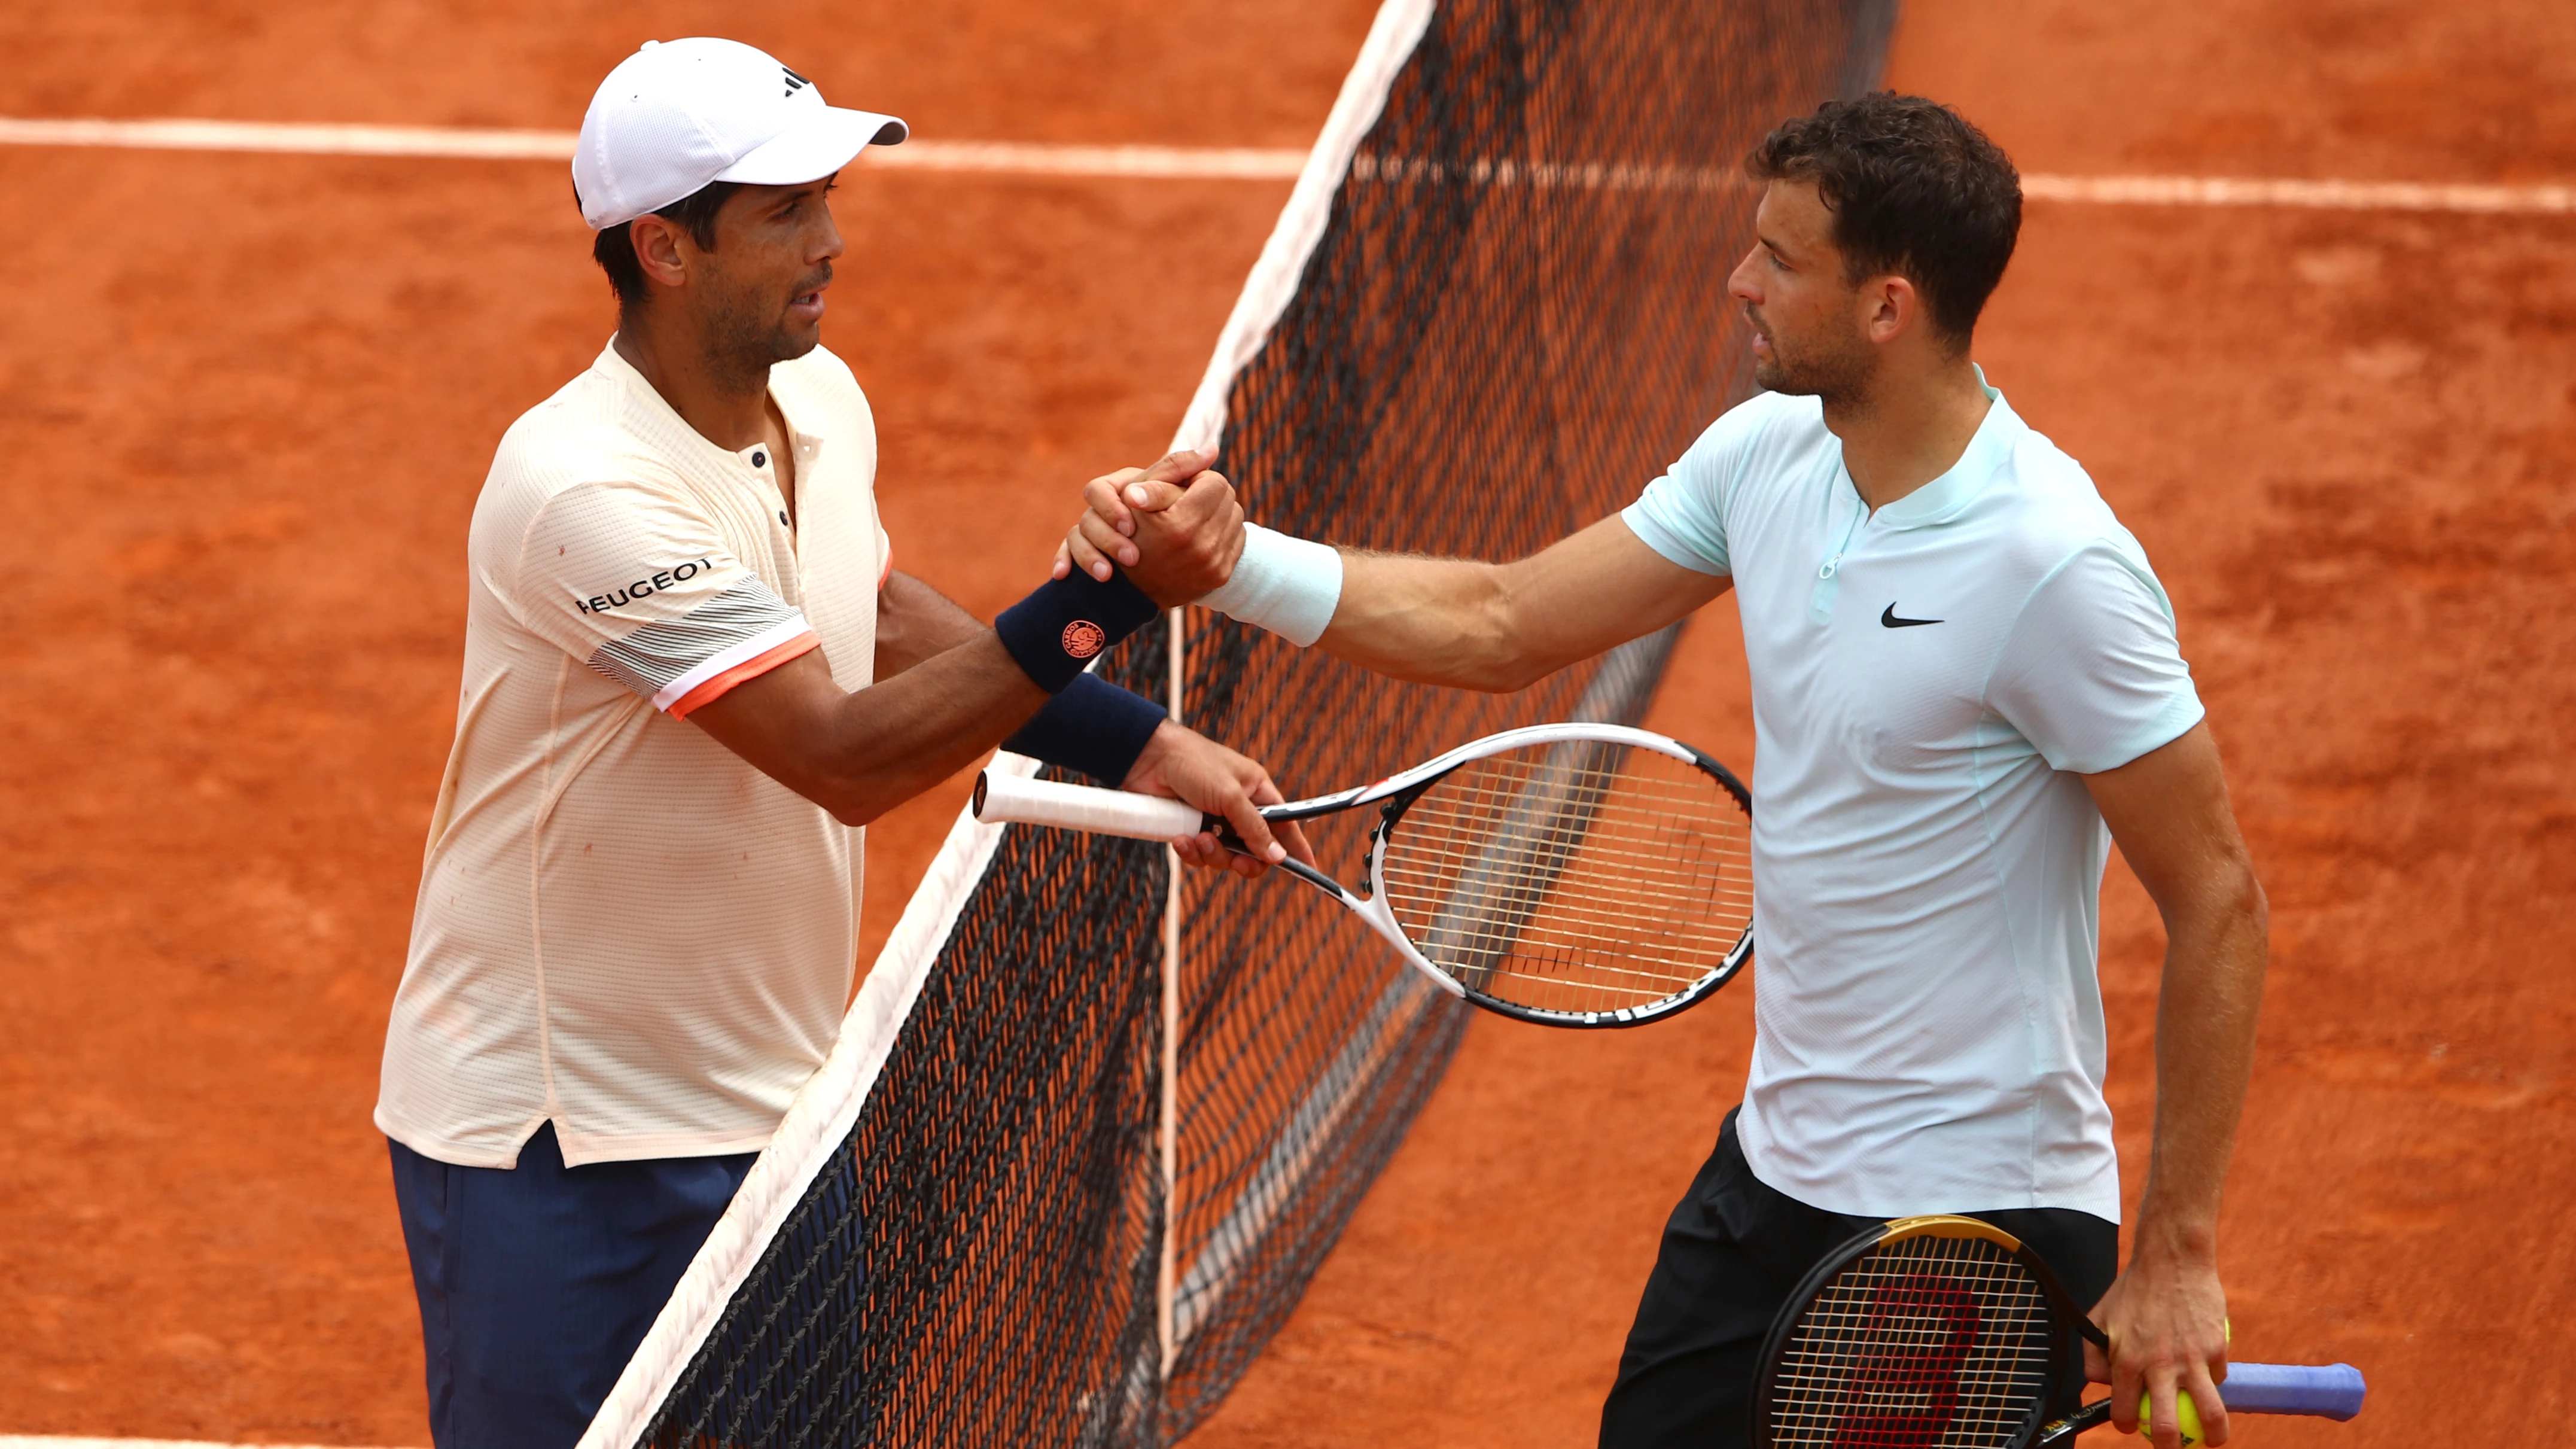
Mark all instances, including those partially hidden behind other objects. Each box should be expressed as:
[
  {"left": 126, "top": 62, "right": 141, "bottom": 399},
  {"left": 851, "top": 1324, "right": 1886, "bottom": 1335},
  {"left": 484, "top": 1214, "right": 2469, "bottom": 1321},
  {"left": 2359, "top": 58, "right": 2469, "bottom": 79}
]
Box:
[
  {"left": 666, "top": 632, "right": 822, "bottom": 719},
  {"left": 879, "top": 547, "right": 894, "bottom": 589}
]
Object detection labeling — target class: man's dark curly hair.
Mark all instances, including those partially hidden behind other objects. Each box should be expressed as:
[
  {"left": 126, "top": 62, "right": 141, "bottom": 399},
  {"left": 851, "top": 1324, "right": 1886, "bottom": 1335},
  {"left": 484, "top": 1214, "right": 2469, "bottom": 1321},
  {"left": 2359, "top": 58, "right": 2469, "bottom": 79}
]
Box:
[
  {"left": 1748, "top": 93, "right": 2021, "bottom": 351},
  {"left": 582, "top": 180, "right": 743, "bottom": 309}
]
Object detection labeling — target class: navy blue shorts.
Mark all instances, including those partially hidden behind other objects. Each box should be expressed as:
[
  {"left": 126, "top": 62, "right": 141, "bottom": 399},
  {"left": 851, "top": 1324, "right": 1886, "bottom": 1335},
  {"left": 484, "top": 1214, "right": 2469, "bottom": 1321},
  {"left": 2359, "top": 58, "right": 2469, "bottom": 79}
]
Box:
[{"left": 388, "top": 1122, "right": 757, "bottom": 1449}]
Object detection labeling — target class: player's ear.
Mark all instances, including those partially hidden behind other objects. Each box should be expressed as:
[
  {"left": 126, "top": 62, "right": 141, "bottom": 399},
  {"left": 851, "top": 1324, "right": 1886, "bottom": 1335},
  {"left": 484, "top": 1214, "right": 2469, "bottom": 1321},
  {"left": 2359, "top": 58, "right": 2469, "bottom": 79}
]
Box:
[
  {"left": 1863, "top": 273, "right": 1914, "bottom": 345},
  {"left": 629, "top": 213, "right": 691, "bottom": 290}
]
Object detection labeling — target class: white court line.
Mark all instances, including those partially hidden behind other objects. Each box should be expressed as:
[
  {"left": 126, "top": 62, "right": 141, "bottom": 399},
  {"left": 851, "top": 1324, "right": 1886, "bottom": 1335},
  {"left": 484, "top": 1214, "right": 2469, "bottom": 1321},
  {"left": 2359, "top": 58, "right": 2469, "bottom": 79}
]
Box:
[
  {"left": 0, "top": 116, "right": 1302, "bottom": 178},
  {"left": 2022, "top": 171, "right": 2576, "bottom": 214},
  {"left": 0, "top": 116, "right": 2570, "bottom": 212},
  {"left": 0, "top": 1439, "right": 415, "bottom": 1449}
]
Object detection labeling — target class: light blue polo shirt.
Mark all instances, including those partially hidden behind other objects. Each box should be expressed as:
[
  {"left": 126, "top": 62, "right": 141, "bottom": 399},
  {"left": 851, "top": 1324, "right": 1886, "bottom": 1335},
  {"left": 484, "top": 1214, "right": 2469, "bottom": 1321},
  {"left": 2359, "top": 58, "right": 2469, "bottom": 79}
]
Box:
[{"left": 1623, "top": 374, "right": 2202, "bottom": 1220}]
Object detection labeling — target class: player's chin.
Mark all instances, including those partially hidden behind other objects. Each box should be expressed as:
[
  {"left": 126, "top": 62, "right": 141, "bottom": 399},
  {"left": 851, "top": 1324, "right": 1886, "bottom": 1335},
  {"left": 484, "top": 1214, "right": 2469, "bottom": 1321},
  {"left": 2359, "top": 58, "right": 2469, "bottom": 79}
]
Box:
[
  {"left": 774, "top": 302, "right": 826, "bottom": 353},
  {"left": 773, "top": 319, "right": 824, "bottom": 359}
]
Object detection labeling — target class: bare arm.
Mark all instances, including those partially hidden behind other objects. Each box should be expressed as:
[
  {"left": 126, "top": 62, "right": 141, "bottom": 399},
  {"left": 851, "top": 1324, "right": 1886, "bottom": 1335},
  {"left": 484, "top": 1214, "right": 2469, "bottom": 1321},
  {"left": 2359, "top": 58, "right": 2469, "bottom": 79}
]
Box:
[
  {"left": 1320, "top": 516, "right": 1729, "bottom": 690},
  {"left": 688, "top": 628, "right": 1047, "bottom": 830},
  {"left": 872, "top": 568, "right": 986, "bottom": 677},
  {"left": 693, "top": 565, "right": 1302, "bottom": 867},
  {"left": 1062, "top": 483, "right": 1729, "bottom": 692},
  {"left": 2079, "top": 722, "right": 2268, "bottom": 1449}
]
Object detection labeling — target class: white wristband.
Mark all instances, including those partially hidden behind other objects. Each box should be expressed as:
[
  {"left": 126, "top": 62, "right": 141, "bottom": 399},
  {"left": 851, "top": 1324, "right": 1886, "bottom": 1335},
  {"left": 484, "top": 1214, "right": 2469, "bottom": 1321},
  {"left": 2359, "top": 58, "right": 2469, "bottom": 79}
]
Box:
[{"left": 1196, "top": 523, "right": 1342, "bottom": 647}]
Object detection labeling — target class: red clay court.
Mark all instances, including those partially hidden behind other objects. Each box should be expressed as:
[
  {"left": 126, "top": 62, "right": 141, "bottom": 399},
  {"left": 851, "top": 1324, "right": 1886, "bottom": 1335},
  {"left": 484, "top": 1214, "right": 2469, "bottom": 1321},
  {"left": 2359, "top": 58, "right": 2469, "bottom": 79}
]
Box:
[{"left": 1, "top": 0, "right": 2569, "bottom": 1444}]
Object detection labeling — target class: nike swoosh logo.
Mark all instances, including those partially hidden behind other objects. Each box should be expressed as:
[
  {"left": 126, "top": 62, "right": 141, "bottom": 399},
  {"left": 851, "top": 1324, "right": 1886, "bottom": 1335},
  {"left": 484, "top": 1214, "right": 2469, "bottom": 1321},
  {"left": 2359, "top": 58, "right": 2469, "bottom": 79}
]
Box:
[{"left": 1881, "top": 604, "right": 1943, "bottom": 628}]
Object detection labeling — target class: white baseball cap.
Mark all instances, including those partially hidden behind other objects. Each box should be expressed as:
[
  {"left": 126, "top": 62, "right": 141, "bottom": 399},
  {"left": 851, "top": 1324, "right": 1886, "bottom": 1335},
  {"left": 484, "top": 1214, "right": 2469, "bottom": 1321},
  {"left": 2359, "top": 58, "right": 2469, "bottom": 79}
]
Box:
[{"left": 573, "top": 37, "right": 908, "bottom": 230}]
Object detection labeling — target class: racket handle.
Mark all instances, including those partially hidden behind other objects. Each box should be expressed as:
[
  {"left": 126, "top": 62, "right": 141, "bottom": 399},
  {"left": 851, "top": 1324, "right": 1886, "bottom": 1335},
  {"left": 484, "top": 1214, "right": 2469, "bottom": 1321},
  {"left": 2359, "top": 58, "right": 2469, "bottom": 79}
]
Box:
[
  {"left": 2219, "top": 1362, "right": 2366, "bottom": 1420},
  {"left": 2038, "top": 1363, "right": 2365, "bottom": 1445},
  {"left": 973, "top": 770, "right": 1210, "bottom": 842}
]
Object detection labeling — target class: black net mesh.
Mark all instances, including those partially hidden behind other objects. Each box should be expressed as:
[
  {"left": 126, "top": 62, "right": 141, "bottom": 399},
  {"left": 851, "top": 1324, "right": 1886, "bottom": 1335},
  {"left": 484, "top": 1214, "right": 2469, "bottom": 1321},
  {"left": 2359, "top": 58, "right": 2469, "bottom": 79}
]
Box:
[{"left": 632, "top": 1, "right": 1892, "bottom": 1443}]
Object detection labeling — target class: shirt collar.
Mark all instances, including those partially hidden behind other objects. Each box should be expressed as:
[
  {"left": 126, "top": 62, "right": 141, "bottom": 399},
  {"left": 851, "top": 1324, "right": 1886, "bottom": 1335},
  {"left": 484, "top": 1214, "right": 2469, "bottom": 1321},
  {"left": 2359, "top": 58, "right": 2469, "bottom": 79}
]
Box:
[
  {"left": 1871, "top": 364, "right": 2024, "bottom": 531},
  {"left": 593, "top": 337, "right": 683, "bottom": 433},
  {"left": 591, "top": 337, "right": 824, "bottom": 470}
]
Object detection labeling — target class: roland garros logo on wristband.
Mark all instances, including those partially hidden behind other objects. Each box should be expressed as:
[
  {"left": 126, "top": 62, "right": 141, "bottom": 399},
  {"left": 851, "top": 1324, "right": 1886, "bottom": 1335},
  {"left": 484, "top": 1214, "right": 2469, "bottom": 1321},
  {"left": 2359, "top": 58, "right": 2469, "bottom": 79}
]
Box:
[{"left": 1061, "top": 620, "right": 1107, "bottom": 659}]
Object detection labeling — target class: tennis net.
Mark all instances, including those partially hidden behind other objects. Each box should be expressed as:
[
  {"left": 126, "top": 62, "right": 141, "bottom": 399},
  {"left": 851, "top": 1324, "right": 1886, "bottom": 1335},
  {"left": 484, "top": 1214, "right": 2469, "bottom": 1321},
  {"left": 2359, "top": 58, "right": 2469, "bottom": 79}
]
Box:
[{"left": 585, "top": 1, "right": 1893, "bottom": 1443}]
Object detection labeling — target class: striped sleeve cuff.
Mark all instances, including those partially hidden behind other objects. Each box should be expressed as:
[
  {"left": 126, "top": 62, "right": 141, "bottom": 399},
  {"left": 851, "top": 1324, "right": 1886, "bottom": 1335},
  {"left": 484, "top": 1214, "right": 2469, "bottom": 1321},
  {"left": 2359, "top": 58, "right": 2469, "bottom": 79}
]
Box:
[
  {"left": 582, "top": 577, "right": 823, "bottom": 715},
  {"left": 657, "top": 616, "right": 821, "bottom": 716}
]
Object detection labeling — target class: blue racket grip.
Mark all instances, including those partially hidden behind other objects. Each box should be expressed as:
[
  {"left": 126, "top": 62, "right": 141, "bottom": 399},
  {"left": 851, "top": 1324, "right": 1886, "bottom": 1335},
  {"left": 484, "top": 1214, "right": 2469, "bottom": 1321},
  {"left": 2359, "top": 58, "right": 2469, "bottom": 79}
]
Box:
[{"left": 2221, "top": 1362, "right": 2366, "bottom": 1420}]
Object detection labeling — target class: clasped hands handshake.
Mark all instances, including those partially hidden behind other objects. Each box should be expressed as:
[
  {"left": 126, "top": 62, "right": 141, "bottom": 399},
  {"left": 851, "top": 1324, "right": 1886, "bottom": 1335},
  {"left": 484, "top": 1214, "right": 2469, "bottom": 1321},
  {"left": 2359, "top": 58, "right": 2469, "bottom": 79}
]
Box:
[
  {"left": 1046, "top": 449, "right": 1315, "bottom": 878},
  {"left": 1049, "top": 448, "right": 1245, "bottom": 601}
]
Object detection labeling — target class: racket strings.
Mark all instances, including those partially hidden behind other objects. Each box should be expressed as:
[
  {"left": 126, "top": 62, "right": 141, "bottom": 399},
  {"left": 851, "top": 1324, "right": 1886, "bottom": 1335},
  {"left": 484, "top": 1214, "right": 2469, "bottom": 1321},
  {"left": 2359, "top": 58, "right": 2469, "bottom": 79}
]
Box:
[
  {"left": 1377, "top": 745, "right": 1752, "bottom": 1014},
  {"left": 1767, "top": 1235, "right": 2052, "bottom": 1448},
  {"left": 1389, "top": 787, "right": 1746, "bottom": 984}
]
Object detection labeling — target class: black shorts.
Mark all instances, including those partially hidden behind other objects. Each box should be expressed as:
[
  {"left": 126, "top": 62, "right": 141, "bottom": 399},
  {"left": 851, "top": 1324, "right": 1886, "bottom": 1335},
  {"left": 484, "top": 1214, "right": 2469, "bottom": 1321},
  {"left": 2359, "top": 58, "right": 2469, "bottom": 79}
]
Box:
[{"left": 1598, "top": 1108, "right": 2118, "bottom": 1449}]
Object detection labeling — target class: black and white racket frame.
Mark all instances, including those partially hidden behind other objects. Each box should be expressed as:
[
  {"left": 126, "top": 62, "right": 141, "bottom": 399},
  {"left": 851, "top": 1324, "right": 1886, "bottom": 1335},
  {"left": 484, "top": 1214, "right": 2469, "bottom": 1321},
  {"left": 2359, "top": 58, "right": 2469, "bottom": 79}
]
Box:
[
  {"left": 1270, "top": 722, "right": 1752, "bottom": 1027},
  {"left": 978, "top": 722, "right": 1755, "bottom": 1028}
]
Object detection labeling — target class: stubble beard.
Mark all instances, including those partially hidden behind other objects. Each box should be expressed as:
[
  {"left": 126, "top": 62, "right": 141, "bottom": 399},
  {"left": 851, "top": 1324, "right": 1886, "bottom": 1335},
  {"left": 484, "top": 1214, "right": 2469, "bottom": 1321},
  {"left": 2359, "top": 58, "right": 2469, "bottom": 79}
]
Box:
[
  {"left": 704, "top": 264, "right": 830, "bottom": 392},
  {"left": 1749, "top": 309, "right": 1875, "bottom": 408}
]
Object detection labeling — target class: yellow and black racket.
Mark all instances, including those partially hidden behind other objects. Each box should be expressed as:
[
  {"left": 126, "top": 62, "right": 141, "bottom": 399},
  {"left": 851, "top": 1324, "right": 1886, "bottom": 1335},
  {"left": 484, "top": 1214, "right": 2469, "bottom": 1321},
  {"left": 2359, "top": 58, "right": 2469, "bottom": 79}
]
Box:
[
  {"left": 973, "top": 722, "right": 1753, "bottom": 1027},
  {"left": 1753, "top": 1215, "right": 2365, "bottom": 1448}
]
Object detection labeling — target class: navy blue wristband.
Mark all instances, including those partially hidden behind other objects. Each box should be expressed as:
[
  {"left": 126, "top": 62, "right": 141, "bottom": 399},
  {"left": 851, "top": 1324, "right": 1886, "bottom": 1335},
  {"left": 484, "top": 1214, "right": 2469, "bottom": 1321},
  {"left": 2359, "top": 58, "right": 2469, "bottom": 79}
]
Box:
[
  {"left": 1002, "top": 674, "right": 1169, "bottom": 786},
  {"left": 994, "top": 570, "right": 1161, "bottom": 694}
]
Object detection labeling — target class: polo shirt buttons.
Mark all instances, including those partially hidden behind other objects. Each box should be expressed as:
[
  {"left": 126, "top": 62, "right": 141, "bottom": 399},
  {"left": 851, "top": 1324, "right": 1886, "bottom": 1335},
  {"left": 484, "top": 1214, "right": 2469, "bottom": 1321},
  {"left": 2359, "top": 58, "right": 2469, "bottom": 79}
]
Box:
[
  {"left": 779, "top": 511, "right": 790, "bottom": 526},
  {"left": 751, "top": 449, "right": 768, "bottom": 468}
]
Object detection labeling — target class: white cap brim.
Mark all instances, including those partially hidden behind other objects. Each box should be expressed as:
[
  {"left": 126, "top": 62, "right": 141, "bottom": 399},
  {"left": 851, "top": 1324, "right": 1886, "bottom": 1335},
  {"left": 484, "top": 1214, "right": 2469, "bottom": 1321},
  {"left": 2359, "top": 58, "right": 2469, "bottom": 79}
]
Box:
[{"left": 715, "top": 106, "right": 908, "bottom": 187}]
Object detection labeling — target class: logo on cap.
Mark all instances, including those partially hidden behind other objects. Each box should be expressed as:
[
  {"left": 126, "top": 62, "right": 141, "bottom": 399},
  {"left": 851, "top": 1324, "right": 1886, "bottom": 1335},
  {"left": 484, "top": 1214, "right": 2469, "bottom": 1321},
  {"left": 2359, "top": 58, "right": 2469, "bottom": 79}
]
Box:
[
  {"left": 782, "top": 66, "right": 811, "bottom": 97},
  {"left": 1062, "top": 621, "right": 1107, "bottom": 659}
]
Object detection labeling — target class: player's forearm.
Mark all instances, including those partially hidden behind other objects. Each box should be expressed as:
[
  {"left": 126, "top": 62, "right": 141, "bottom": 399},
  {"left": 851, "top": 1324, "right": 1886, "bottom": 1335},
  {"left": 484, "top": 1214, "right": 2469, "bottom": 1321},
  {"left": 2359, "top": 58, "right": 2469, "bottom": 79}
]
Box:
[
  {"left": 1184, "top": 515, "right": 1722, "bottom": 688},
  {"left": 873, "top": 571, "right": 987, "bottom": 677},
  {"left": 703, "top": 562, "right": 1170, "bottom": 823},
  {"left": 2134, "top": 864, "right": 2268, "bottom": 1260},
  {"left": 782, "top": 635, "right": 1052, "bottom": 827},
  {"left": 1318, "top": 552, "right": 1560, "bottom": 692}
]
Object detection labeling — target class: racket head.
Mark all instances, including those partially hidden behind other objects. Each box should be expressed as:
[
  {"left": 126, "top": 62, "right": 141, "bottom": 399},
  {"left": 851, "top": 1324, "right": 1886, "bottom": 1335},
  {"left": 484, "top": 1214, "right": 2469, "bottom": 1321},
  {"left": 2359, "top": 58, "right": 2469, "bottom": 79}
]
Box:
[
  {"left": 1753, "top": 1215, "right": 2092, "bottom": 1449},
  {"left": 1363, "top": 728, "right": 1753, "bottom": 1027}
]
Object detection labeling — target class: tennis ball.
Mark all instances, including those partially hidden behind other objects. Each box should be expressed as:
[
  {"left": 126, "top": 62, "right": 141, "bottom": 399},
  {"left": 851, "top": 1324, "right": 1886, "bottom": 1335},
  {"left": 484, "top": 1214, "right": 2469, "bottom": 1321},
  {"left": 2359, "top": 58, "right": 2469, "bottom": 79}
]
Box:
[{"left": 2135, "top": 1390, "right": 2204, "bottom": 1448}]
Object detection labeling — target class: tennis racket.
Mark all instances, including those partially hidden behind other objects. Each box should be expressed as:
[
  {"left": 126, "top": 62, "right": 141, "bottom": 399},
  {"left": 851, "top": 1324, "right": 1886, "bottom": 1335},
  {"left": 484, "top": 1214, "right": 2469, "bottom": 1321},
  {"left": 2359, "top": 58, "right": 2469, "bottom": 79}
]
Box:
[
  {"left": 972, "top": 722, "right": 1753, "bottom": 1027},
  {"left": 1753, "top": 1214, "right": 2366, "bottom": 1448}
]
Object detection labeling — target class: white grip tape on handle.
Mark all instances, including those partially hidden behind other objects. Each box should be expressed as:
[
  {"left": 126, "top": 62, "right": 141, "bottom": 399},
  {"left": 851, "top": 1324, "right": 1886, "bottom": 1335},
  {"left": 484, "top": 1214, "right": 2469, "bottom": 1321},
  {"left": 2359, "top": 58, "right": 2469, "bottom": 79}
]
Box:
[{"left": 974, "top": 771, "right": 1208, "bottom": 842}]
